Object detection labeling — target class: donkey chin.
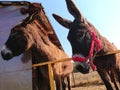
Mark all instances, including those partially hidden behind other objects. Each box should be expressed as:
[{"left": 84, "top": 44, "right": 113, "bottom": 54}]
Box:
[
  {"left": 1, "top": 46, "right": 13, "bottom": 60},
  {"left": 73, "top": 54, "right": 91, "bottom": 74}
]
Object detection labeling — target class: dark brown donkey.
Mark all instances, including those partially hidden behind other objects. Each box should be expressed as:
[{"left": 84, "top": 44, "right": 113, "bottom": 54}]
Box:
[
  {"left": 1, "top": 3, "right": 73, "bottom": 90},
  {"left": 53, "top": 0, "right": 120, "bottom": 90}
]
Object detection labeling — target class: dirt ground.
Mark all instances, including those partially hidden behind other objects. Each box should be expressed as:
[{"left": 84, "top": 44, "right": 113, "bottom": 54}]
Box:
[
  {"left": 71, "top": 85, "right": 105, "bottom": 90},
  {"left": 69, "top": 71, "right": 106, "bottom": 90}
]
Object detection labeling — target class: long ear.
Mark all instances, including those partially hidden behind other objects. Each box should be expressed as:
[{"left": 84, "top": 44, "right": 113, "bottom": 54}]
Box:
[
  {"left": 52, "top": 13, "right": 72, "bottom": 29},
  {"left": 66, "top": 0, "right": 82, "bottom": 21}
]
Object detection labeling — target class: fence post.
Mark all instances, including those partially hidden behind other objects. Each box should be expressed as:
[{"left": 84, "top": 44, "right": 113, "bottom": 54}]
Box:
[{"left": 48, "top": 63, "right": 55, "bottom": 90}]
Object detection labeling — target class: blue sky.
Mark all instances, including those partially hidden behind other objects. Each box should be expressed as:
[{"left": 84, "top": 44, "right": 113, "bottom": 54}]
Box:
[{"left": 4, "top": 0, "right": 120, "bottom": 56}]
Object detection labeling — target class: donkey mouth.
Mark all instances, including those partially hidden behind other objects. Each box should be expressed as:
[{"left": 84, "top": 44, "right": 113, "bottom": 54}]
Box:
[
  {"left": 1, "top": 46, "right": 13, "bottom": 60},
  {"left": 72, "top": 54, "right": 90, "bottom": 74},
  {"left": 1, "top": 51, "right": 13, "bottom": 60}
]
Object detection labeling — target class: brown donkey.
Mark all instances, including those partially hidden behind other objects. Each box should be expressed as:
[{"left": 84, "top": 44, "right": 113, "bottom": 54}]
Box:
[
  {"left": 1, "top": 3, "right": 73, "bottom": 90},
  {"left": 53, "top": 0, "right": 120, "bottom": 90}
]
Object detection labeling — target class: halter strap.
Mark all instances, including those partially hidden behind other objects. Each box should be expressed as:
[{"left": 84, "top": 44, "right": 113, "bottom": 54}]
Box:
[{"left": 72, "top": 31, "right": 101, "bottom": 71}]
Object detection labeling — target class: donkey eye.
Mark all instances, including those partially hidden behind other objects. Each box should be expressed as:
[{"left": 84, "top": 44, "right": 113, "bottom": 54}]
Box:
[
  {"left": 11, "top": 31, "right": 23, "bottom": 38},
  {"left": 76, "top": 32, "right": 85, "bottom": 40},
  {"left": 77, "top": 32, "right": 84, "bottom": 37}
]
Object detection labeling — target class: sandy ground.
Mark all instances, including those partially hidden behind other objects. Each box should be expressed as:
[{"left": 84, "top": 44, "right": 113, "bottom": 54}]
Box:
[
  {"left": 65, "top": 71, "right": 120, "bottom": 90},
  {"left": 68, "top": 71, "right": 106, "bottom": 90},
  {"left": 71, "top": 85, "right": 105, "bottom": 90}
]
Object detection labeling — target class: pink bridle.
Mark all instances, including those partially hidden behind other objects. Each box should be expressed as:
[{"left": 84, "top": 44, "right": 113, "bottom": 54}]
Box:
[{"left": 72, "top": 31, "right": 101, "bottom": 71}]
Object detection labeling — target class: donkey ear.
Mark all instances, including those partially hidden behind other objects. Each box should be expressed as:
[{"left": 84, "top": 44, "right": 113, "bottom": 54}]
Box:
[
  {"left": 52, "top": 13, "right": 72, "bottom": 29},
  {"left": 66, "top": 0, "right": 82, "bottom": 21}
]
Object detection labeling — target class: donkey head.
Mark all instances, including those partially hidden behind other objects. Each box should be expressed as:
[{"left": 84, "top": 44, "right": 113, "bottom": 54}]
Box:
[
  {"left": 1, "top": 24, "right": 34, "bottom": 60},
  {"left": 53, "top": 0, "right": 98, "bottom": 73},
  {"left": 1, "top": 3, "right": 43, "bottom": 60}
]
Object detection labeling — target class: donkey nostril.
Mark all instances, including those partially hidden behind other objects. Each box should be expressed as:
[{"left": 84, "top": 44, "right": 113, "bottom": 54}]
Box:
[
  {"left": 5, "top": 52, "right": 12, "bottom": 58},
  {"left": 1, "top": 46, "right": 13, "bottom": 60},
  {"left": 1, "top": 50, "right": 13, "bottom": 60},
  {"left": 75, "top": 62, "right": 90, "bottom": 74}
]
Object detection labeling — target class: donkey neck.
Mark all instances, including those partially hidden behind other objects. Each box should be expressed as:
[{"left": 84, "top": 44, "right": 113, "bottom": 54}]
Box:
[
  {"left": 88, "top": 22, "right": 117, "bottom": 55},
  {"left": 30, "top": 29, "right": 65, "bottom": 64},
  {"left": 31, "top": 40, "right": 67, "bottom": 64},
  {"left": 28, "top": 20, "right": 68, "bottom": 63}
]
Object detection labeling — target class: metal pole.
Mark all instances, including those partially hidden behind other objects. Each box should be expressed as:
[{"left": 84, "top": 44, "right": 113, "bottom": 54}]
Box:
[{"left": 48, "top": 64, "right": 55, "bottom": 90}]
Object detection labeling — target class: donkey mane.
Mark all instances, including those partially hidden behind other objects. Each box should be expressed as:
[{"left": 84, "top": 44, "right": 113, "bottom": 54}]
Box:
[{"left": 85, "top": 21, "right": 116, "bottom": 55}]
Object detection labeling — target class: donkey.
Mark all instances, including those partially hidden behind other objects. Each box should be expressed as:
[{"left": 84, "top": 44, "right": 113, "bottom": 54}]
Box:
[
  {"left": 53, "top": 0, "right": 120, "bottom": 90},
  {"left": 1, "top": 3, "right": 73, "bottom": 90}
]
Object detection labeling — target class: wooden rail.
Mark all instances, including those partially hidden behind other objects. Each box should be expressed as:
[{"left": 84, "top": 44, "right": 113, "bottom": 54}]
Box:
[
  {"left": 96, "top": 50, "right": 120, "bottom": 57},
  {"left": 32, "top": 58, "right": 71, "bottom": 90},
  {"left": 32, "top": 50, "right": 120, "bottom": 90}
]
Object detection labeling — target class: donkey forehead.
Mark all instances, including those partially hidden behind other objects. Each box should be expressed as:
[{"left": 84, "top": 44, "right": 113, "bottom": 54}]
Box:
[
  {"left": 68, "top": 23, "right": 90, "bottom": 39},
  {"left": 69, "top": 23, "right": 88, "bottom": 32},
  {"left": 71, "top": 21, "right": 87, "bottom": 28}
]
